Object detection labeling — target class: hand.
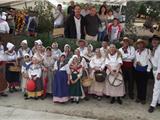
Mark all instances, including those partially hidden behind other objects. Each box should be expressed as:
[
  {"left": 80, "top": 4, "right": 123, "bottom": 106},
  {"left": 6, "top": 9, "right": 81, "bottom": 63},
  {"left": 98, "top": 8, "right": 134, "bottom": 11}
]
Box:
[
  {"left": 136, "top": 61, "right": 141, "bottom": 66},
  {"left": 157, "top": 73, "right": 160, "bottom": 80},
  {"left": 43, "top": 67, "right": 48, "bottom": 72},
  {"left": 67, "top": 80, "right": 70, "bottom": 85}
]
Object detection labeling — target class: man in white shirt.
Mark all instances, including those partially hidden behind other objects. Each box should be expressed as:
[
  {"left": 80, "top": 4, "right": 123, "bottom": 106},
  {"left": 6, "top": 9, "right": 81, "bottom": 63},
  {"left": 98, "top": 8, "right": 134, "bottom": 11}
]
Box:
[
  {"left": 148, "top": 35, "right": 160, "bottom": 113},
  {"left": 119, "top": 37, "right": 135, "bottom": 99},
  {"left": 0, "top": 15, "right": 10, "bottom": 34}
]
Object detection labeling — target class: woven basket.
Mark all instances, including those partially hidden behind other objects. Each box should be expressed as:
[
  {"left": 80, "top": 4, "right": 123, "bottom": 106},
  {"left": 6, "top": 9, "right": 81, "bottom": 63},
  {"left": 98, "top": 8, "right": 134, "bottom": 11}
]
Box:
[
  {"left": 9, "top": 66, "right": 21, "bottom": 72},
  {"left": 82, "top": 77, "right": 93, "bottom": 87}
]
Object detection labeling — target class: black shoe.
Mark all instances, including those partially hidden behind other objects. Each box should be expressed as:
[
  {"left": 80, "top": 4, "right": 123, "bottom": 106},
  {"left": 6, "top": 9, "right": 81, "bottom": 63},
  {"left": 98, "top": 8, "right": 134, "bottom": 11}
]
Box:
[
  {"left": 135, "top": 99, "right": 140, "bottom": 103},
  {"left": 34, "top": 97, "right": 39, "bottom": 100},
  {"left": 0, "top": 93, "right": 8, "bottom": 97},
  {"left": 117, "top": 98, "right": 123, "bottom": 105},
  {"left": 157, "top": 103, "right": 160, "bottom": 107},
  {"left": 76, "top": 100, "right": 79, "bottom": 104},
  {"left": 97, "top": 96, "right": 102, "bottom": 101},
  {"left": 85, "top": 96, "right": 89, "bottom": 101},
  {"left": 110, "top": 97, "right": 115, "bottom": 104},
  {"left": 141, "top": 100, "right": 146, "bottom": 105},
  {"left": 70, "top": 98, "right": 74, "bottom": 103},
  {"left": 148, "top": 106, "right": 155, "bottom": 113},
  {"left": 9, "top": 88, "right": 14, "bottom": 93},
  {"left": 24, "top": 93, "right": 28, "bottom": 97},
  {"left": 129, "top": 95, "right": 134, "bottom": 100},
  {"left": 13, "top": 87, "right": 18, "bottom": 92}
]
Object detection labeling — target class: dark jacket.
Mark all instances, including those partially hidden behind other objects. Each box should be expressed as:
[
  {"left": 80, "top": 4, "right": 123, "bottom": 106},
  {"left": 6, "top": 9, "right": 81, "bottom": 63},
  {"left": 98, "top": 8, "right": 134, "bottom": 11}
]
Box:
[{"left": 64, "top": 15, "right": 85, "bottom": 39}]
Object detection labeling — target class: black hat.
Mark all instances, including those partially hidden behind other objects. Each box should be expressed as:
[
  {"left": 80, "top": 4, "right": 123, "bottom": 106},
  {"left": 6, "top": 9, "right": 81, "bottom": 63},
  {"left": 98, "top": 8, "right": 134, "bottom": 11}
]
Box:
[{"left": 149, "top": 35, "right": 160, "bottom": 42}]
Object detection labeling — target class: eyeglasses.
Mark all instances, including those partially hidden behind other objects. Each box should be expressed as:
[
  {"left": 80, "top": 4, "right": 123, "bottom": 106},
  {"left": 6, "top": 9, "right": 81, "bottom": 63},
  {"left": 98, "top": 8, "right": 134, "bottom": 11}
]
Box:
[{"left": 24, "top": 56, "right": 29, "bottom": 58}]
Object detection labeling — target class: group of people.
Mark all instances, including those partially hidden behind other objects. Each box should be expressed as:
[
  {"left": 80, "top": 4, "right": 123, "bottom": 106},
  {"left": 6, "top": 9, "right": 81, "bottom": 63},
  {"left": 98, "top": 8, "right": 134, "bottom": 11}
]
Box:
[
  {"left": 65, "top": 2, "right": 122, "bottom": 42},
  {"left": 0, "top": 34, "right": 160, "bottom": 113}
]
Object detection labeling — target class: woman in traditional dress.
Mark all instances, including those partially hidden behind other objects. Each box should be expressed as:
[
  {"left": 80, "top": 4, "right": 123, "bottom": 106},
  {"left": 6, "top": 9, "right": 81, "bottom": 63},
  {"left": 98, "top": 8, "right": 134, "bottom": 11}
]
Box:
[
  {"left": 17, "top": 40, "right": 32, "bottom": 65},
  {"left": 134, "top": 39, "right": 151, "bottom": 104},
  {"left": 42, "top": 47, "right": 55, "bottom": 98},
  {"left": 21, "top": 53, "right": 32, "bottom": 98},
  {"left": 53, "top": 54, "right": 69, "bottom": 103},
  {"left": 52, "top": 42, "right": 62, "bottom": 61},
  {"left": 83, "top": 44, "right": 95, "bottom": 63},
  {"left": 103, "top": 44, "right": 125, "bottom": 104},
  {"left": 5, "top": 42, "right": 20, "bottom": 93},
  {"left": 27, "top": 56, "right": 43, "bottom": 100},
  {"left": 62, "top": 44, "right": 73, "bottom": 63},
  {"left": 89, "top": 48, "right": 105, "bottom": 101},
  {"left": 0, "top": 41, "right": 8, "bottom": 97},
  {"left": 32, "top": 40, "right": 45, "bottom": 54},
  {"left": 69, "top": 55, "right": 83, "bottom": 103}
]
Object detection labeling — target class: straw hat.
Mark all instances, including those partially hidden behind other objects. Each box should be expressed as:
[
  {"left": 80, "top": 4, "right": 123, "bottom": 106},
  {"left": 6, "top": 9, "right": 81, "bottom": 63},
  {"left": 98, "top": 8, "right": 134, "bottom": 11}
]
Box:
[
  {"left": 76, "top": 39, "right": 88, "bottom": 46},
  {"left": 120, "top": 37, "right": 133, "bottom": 45},
  {"left": 135, "top": 39, "right": 147, "bottom": 46}
]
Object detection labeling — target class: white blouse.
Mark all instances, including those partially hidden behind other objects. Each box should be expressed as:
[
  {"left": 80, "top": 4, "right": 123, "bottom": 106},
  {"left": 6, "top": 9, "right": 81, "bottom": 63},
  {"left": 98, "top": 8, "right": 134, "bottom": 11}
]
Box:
[
  {"left": 89, "top": 56, "right": 105, "bottom": 70},
  {"left": 119, "top": 46, "right": 135, "bottom": 62},
  {"left": 28, "top": 64, "right": 42, "bottom": 79},
  {"left": 0, "top": 45, "right": 5, "bottom": 61},
  {"left": 54, "top": 61, "right": 70, "bottom": 74},
  {"left": 105, "top": 53, "right": 122, "bottom": 70},
  {"left": 134, "top": 48, "right": 152, "bottom": 72},
  {"left": 5, "top": 51, "right": 17, "bottom": 61}
]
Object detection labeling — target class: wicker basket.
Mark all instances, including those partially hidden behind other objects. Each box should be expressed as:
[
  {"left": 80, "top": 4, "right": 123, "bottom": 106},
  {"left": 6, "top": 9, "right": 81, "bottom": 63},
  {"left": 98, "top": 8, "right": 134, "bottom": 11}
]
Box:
[
  {"left": 9, "top": 66, "right": 21, "bottom": 72},
  {"left": 82, "top": 77, "right": 93, "bottom": 87}
]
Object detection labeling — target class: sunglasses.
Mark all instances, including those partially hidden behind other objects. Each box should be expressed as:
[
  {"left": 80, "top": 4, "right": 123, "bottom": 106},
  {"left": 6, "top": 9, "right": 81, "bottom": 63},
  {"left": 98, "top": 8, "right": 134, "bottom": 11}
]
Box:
[{"left": 24, "top": 56, "right": 30, "bottom": 58}]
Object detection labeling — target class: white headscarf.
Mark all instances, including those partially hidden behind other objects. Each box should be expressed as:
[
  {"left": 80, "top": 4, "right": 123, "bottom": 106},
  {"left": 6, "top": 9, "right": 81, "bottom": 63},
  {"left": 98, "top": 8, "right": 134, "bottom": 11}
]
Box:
[{"left": 6, "top": 42, "right": 14, "bottom": 51}]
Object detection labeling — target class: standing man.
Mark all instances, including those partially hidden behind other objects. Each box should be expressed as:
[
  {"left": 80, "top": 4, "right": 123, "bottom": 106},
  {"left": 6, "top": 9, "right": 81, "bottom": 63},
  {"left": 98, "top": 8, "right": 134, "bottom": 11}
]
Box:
[
  {"left": 119, "top": 37, "right": 135, "bottom": 99},
  {"left": 85, "top": 6, "right": 101, "bottom": 41},
  {"left": 67, "top": 1, "right": 75, "bottom": 16},
  {"left": 64, "top": 5, "right": 85, "bottom": 39},
  {"left": 148, "top": 35, "right": 160, "bottom": 113}
]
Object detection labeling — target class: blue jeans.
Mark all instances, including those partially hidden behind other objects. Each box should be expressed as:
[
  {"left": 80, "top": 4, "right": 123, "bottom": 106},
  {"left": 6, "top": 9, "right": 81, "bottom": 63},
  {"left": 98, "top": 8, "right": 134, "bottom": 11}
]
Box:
[{"left": 98, "top": 30, "right": 106, "bottom": 42}]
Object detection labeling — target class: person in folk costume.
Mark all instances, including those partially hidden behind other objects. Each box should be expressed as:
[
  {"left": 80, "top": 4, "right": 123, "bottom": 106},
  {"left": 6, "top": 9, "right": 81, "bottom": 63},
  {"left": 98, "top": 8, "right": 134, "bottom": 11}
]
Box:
[
  {"left": 17, "top": 40, "right": 32, "bottom": 65},
  {"left": 21, "top": 53, "right": 32, "bottom": 99},
  {"left": 134, "top": 39, "right": 151, "bottom": 104},
  {"left": 119, "top": 37, "right": 135, "bottom": 99},
  {"left": 5, "top": 42, "right": 19, "bottom": 93},
  {"left": 69, "top": 48, "right": 88, "bottom": 100},
  {"left": 69, "top": 55, "right": 83, "bottom": 103},
  {"left": 42, "top": 47, "right": 56, "bottom": 98},
  {"left": 148, "top": 35, "right": 160, "bottom": 113},
  {"left": 103, "top": 44, "right": 125, "bottom": 104},
  {"left": 89, "top": 48, "right": 105, "bottom": 101},
  {"left": 76, "top": 39, "right": 88, "bottom": 57},
  {"left": 27, "top": 56, "right": 43, "bottom": 100},
  {"left": 51, "top": 42, "right": 62, "bottom": 61},
  {"left": 83, "top": 44, "right": 95, "bottom": 63},
  {"left": 32, "top": 40, "right": 45, "bottom": 55},
  {"left": 53, "top": 54, "right": 70, "bottom": 103},
  {"left": 100, "top": 38, "right": 110, "bottom": 59},
  {"left": 33, "top": 40, "right": 45, "bottom": 65},
  {"left": 0, "top": 41, "right": 8, "bottom": 97},
  {"left": 62, "top": 44, "right": 73, "bottom": 63}
]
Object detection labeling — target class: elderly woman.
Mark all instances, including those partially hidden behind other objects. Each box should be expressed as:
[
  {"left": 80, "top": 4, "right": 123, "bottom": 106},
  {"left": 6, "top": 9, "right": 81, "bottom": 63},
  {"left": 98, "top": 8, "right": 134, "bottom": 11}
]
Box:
[
  {"left": 5, "top": 42, "right": 20, "bottom": 93},
  {"left": 52, "top": 42, "right": 62, "bottom": 61},
  {"left": 53, "top": 54, "right": 69, "bottom": 103},
  {"left": 103, "top": 44, "right": 125, "bottom": 104},
  {"left": 62, "top": 44, "right": 73, "bottom": 63},
  {"left": 17, "top": 40, "right": 32, "bottom": 65},
  {"left": 134, "top": 39, "right": 151, "bottom": 104},
  {"left": 83, "top": 44, "right": 94, "bottom": 62},
  {"left": 89, "top": 48, "right": 105, "bottom": 101},
  {"left": 42, "top": 47, "right": 56, "bottom": 98}
]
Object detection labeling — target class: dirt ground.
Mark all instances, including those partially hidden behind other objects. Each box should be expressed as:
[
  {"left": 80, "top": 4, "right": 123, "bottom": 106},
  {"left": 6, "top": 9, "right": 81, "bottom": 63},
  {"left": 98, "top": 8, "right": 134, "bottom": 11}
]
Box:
[{"left": 0, "top": 79, "right": 160, "bottom": 120}]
